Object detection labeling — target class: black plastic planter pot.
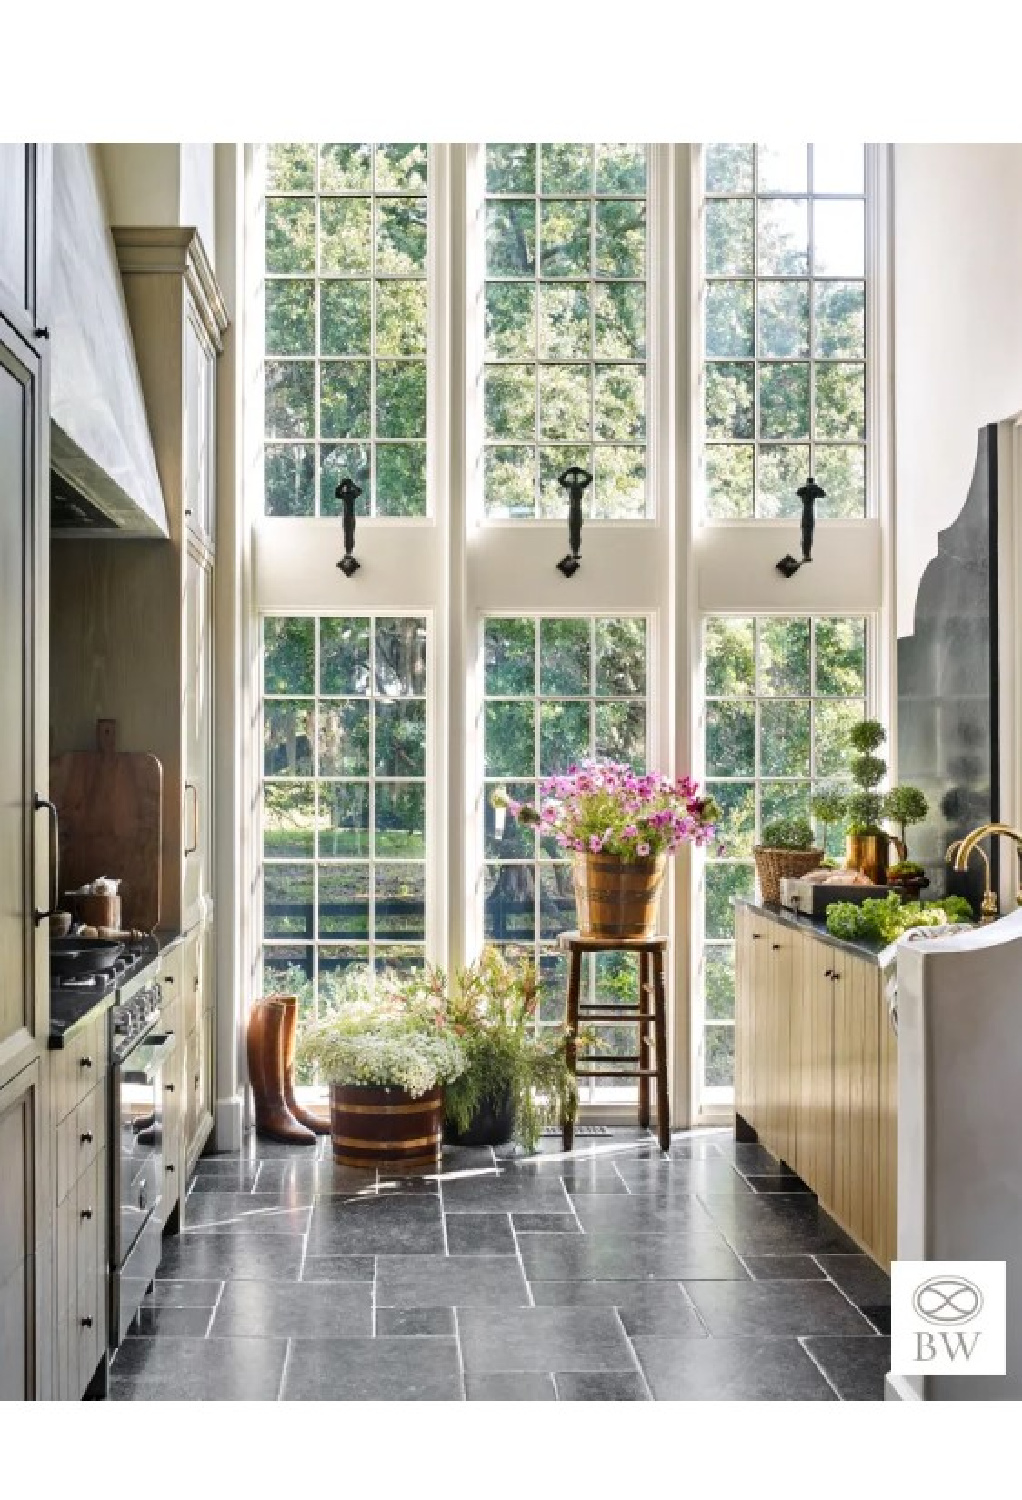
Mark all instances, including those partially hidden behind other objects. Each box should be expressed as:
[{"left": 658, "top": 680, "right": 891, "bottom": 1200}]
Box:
[{"left": 444, "top": 1088, "right": 515, "bottom": 1147}]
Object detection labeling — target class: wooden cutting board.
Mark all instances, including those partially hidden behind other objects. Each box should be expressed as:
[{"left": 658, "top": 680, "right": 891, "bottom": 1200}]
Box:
[{"left": 50, "top": 718, "right": 163, "bottom": 931}]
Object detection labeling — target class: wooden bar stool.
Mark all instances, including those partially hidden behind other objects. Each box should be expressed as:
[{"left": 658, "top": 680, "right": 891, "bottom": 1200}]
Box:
[{"left": 558, "top": 930, "right": 670, "bottom": 1153}]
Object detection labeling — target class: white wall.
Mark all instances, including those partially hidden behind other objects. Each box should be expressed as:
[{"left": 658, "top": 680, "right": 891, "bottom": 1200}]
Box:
[{"left": 893, "top": 145, "right": 1022, "bottom": 636}]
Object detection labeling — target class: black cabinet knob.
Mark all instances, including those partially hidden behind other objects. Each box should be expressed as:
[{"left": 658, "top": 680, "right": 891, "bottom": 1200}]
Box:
[
  {"left": 751, "top": 933, "right": 762, "bottom": 942},
  {"left": 167, "top": 1164, "right": 175, "bottom": 1173},
  {"left": 80, "top": 1056, "right": 93, "bottom": 1070},
  {"left": 771, "top": 943, "right": 781, "bottom": 951},
  {"left": 165, "top": 1083, "right": 175, "bottom": 1093},
  {"left": 80, "top": 1131, "right": 93, "bottom": 1145},
  {"left": 80, "top": 1315, "right": 93, "bottom": 1329},
  {"left": 34, "top": 326, "right": 50, "bottom": 340},
  {"left": 80, "top": 1207, "right": 93, "bottom": 1222},
  {"left": 164, "top": 976, "right": 175, "bottom": 986}
]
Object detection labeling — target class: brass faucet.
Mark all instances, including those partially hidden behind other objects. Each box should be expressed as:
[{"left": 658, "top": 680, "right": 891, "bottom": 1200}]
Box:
[
  {"left": 946, "top": 838, "right": 998, "bottom": 923},
  {"left": 951, "top": 822, "right": 1022, "bottom": 921}
]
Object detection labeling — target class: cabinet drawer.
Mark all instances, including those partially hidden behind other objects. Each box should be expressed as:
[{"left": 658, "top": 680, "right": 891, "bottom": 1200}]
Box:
[
  {"left": 73, "top": 1013, "right": 108, "bottom": 1112},
  {"left": 75, "top": 1084, "right": 105, "bottom": 1179},
  {"left": 76, "top": 1149, "right": 106, "bottom": 1391},
  {"left": 182, "top": 929, "right": 203, "bottom": 1039}
]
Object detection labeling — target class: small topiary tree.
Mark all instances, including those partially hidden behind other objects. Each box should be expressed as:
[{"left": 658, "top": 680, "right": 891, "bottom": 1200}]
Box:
[
  {"left": 811, "top": 784, "right": 848, "bottom": 858},
  {"left": 882, "top": 784, "right": 929, "bottom": 853},
  {"left": 761, "top": 816, "right": 815, "bottom": 850},
  {"left": 846, "top": 719, "right": 887, "bottom": 834}
]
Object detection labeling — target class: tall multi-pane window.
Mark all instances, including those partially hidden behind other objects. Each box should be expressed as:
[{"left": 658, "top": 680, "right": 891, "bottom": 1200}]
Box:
[
  {"left": 700, "top": 615, "right": 868, "bottom": 1094},
  {"left": 482, "top": 615, "right": 648, "bottom": 1098},
  {"left": 263, "top": 143, "right": 429, "bottom": 518},
  {"left": 483, "top": 144, "right": 648, "bottom": 519},
  {"left": 261, "top": 615, "right": 428, "bottom": 1026},
  {"left": 702, "top": 143, "right": 867, "bottom": 520}
]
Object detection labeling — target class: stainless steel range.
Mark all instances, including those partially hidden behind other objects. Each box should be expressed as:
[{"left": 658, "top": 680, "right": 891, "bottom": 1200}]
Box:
[{"left": 109, "top": 963, "right": 176, "bottom": 1349}]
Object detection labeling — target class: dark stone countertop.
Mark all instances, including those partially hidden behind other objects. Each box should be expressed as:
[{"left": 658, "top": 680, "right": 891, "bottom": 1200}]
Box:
[
  {"left": 735, "top": 898, "right": 886, "bottom": 966},
  {"left": 48, "top": 990, "right": 117, "bottom": 1048}
]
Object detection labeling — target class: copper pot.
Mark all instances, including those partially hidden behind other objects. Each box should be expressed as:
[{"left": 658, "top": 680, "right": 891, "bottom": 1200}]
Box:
[
  {"left": 845, "top": 833, "right": 906, "bottom": 886},
  {"left": 72, "top": 891, "right": 123, "bottom": 929}
]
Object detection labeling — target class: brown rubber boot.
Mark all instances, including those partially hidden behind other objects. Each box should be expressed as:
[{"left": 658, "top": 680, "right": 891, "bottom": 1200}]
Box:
[
  {"left": 247, "top": 997, "right": 316, "bottom": 1145},
  {"left": 278, "top": 994, "right": 330, "bottom": 1135}
]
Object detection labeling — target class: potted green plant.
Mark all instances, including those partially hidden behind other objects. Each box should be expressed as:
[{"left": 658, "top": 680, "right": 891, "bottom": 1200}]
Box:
[
  {"left": 296, "top": 967, "right": 466, "bottom": 1172},
  {"left": 844, "top": 719, "right": 900, "bottom": 883},
  {"left": 882, "top": 784, "right": 929, "bottom": 857},
  {"left": 403, "top": 950, "right": 580, "bottom": 1154},
  {"left": 494, "top": 759, "right": 718, "bottom": 940},
  {"left": 752, "top": 816, "right": 824, "bottom": 904},
  {"left": 810, "top": 784, "right": 848, "bottom": 862}
]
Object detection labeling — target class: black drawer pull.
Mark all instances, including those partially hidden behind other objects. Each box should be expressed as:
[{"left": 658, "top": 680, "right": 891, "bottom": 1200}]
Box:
[
  {"left": 80, "top": 1131, "right": 93, "bottom": 1145},
  {"left": 771, "top": 943, "right": 781, "bottom": 951},
  {"left": 80, "top": 1315, "right": 93, "bottom": 1329},
  {"left": 164, "top": 975, "right": 175, "bottom": 985},
  {"left": 167, "top": 1164, "right": 175, "bottom": 1173},
  {"left": 80, "top": 1207, "right": 93, "bottom": 1222},
  {"left": 165, "top": 1083, "right": 175, "bottom": 1093},
  {"left": 751, "top": 933, "right": 762, "bottom": 941},
  {"left": 80, "top": 1056, "right": 93, "bottom": 1070}
]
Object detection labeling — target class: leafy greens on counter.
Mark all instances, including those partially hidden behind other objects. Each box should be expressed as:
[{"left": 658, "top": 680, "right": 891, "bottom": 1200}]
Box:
[{"left": 824, "top": 892, "right": 974, "bottom": 944}]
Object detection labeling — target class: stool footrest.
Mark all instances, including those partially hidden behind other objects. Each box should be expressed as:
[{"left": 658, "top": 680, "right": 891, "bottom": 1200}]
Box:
[
  {"left": 578, "top": 1009, "right": 657, "bottom": 1022},
  {"left": 575, "top": 1068, "right": 660, "bottom": 1078}
]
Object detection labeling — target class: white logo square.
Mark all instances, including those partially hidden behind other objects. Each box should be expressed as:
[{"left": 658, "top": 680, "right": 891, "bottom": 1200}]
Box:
[{"left": 890, "top": 1260, "right": 1006, "bottom": 1376}]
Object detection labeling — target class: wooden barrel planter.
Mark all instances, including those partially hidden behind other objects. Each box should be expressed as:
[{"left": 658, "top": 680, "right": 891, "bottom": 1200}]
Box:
[
  {"left": 572, "top": 852, "right": 667, "bottom": 939},
  {"left": 328, "top": 1084, "right": 444, "bottom": 1172}
]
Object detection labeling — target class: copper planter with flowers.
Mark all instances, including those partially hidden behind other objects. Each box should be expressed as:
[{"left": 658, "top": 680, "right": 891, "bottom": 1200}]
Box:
[{"left": 572, "top": 852, "right": 667, "bottom": 939}]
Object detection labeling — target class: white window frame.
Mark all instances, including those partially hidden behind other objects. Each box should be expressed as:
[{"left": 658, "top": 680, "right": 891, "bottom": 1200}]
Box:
[{"left": 238, "top": 140, "right": 890, "bottom": 1132}]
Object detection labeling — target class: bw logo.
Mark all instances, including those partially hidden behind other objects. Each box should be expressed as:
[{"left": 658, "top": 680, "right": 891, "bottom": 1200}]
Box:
[{"left": 891, "top": 1262, "right": 1005, "bottom": 1377}]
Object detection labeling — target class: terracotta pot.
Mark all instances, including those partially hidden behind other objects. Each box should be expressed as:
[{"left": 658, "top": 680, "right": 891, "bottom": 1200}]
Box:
[
  {"left": 572, "top": 852, "right": 667, "bottom": 939},
  {"left": 328, "top": 1083, "right": 444, "bottom": 1172}
]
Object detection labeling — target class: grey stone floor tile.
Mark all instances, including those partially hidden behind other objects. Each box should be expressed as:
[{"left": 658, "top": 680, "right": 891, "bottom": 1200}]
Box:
[
  {"left": 376, "top": 1254, "right": 529, "bottom": 1309},
  {"left": 146, "top": 1278, "right": 223, "bottom": 1307},
  {"left": 555, "top": 1371, "right": 649, "bottom": 1400},
  {"left": 744, "top": 1254, "right": 828, "bottom": 1281},
  {"left": 633, "top": 1335, "right": 837, "bottom": 1401},
  {"left": 815, "top": 1253, "right": 892, "bottom": 1308},
  {"left": 109, "top": 1336, "right": 288, "bottom": 1400},
  {"left": 128, "top": 1305, "right": 212, "bottom": 1337},
  {"left": 441, "top": 1172, "right": 575, "bottom": 1214},
  {"left": 307, "top": 1195, "right": 444, "bottom": 1256},
  {"left": 210, "top": 1280, "right": 373, "bottom": 1339},
  {"left": 458, "top": 1306, "right": 634, "bottom": 1374},
  {"left": 746, "top": 1174, "right": 814, "bottom": 1195},
  {"left": 518, "top": 1230, "right": 745, "bottom": 1282},
  {"left": 156, "top": 1232, "right": 305, "bottom": 1282},
  {"left": 301, "top": 1255, "right": 376, "bottom": 1283},
  {"left": 512, "top": 1213, "right": 581, "bottom": 1233},
  {"left": 529, "top": 1280, "right": 708, "bottom": 1338},
  {"left": 189, "top": 1162, "right": 262, "bottom": 1193},
  {"left": 683, "top": 1279, "right": 876, "bottom": 1338},
  {"left": 282, "top": 1337, "right": 463, "bottom": 1400},
  {"left": 570, "top": 1193, "right": 718, "bottom": 1236},
  {"left": 445, "top": 1213, "right": 516, "bottom": 1255},
  {"left": 182, "top": 1196, "right": 312, "bottom": 1234},
  {"left": 465, "top": 1372, "right": 557, "bottom": 1401},
  {"left": 376, "top": 1307, "right": 456, "bottom": 1337},
  {"left": 615, "top": 1159, "right": 752, "bottom": 1196},
  {"left": 802, "top": 1336, "right": 890, "bottom": 1400},
  {"left": 698, "top": 1194, "right": 860, "bottom": 1255}
]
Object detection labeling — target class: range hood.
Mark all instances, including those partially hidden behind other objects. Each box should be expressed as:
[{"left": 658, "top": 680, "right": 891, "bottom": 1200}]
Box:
[{"left": 49, "top": 144, "right": 168, "bottom": 537}]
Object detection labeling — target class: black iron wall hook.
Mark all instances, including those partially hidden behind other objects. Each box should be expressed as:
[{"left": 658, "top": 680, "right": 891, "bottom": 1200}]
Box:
[
  {"left": 335, "top": 477, "right": 361, "bottom": 577},
  {"left": 556, "top": 465, "right": 593, "bottom": 578},
  {"left": 776, "top": 475, "right": 826, "bottom": 578}
]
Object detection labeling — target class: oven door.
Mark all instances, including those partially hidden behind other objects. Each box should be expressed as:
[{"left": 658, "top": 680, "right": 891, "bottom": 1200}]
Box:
[{"left": 111, "top": 1031, "right": 176, "bottom": 1346}]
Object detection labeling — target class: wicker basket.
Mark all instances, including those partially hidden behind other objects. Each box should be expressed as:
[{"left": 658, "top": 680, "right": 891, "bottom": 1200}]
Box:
[
  {"left": 752, "top": 845, "right": 824, "bottom": 905},
  {"left": 572, "top": 852, "right": 667, "bottom": 939}
]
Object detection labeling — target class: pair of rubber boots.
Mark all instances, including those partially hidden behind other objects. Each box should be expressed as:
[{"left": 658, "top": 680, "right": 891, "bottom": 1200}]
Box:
[{"left": 247, "top": 994, "right": 327, "bottom": 1144}]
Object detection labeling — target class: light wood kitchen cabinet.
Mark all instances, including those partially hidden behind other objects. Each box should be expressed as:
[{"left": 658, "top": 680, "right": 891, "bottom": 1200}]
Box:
[
  {"left": 0, "top": 144, "right": 49, "bottom": 340},
  {"left": 0, "top": 238, "right": 51, "bottom": 1401},
  {"left": 735, "top": 902, "right": 898, "bottom": 1271},
  {"left": 51, "top": 1007, "right": 108, "bottom": 1400},
  {"left": 49, "top": 228, "right": 225, "bottom": 1194}
]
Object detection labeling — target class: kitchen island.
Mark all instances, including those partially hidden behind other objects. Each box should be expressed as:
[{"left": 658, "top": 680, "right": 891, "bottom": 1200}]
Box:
[{"left": 734, "top": 899, "right": 897, "bottom": 1270}]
